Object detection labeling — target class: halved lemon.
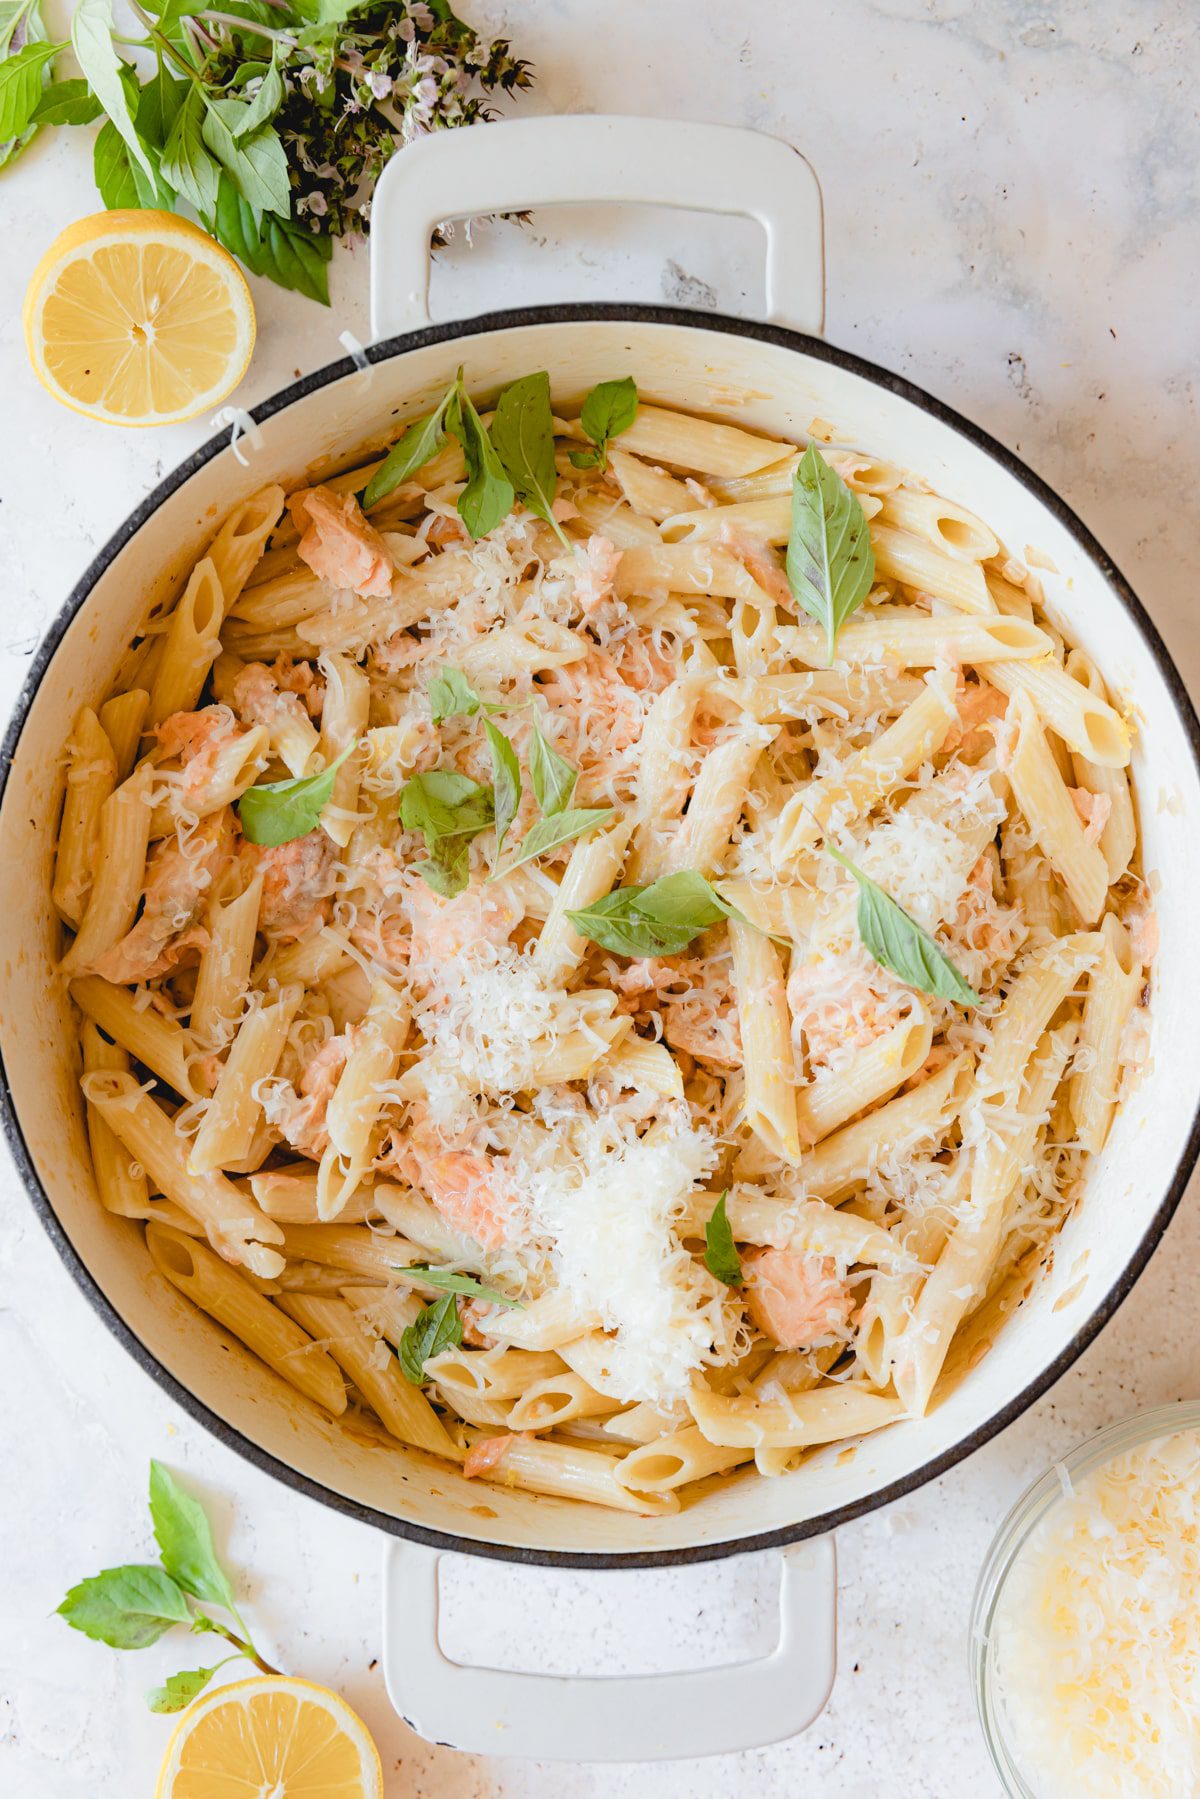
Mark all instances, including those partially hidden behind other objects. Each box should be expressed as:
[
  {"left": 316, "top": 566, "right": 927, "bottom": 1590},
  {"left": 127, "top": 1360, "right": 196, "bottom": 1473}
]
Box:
[
  {"left": 155, "top": 1674, "right": 383, "bottom": 1799},
  {"left": 23, "top": 210, "right": 255, "bottom": 427}
]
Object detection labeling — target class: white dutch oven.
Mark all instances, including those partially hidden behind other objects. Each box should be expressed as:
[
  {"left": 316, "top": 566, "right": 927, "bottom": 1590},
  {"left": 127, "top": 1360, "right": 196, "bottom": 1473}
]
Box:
[{"left": 3, "top": 118, "right": 1199, "bottom": 1761}]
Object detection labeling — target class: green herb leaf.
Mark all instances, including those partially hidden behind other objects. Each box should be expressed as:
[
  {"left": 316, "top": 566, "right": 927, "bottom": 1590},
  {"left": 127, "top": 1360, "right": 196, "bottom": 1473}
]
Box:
[
  {"left": 427, "top": 666, "right": 482, "bottom": 726},
  {"left": 704, "top": 1191, "right": 742, "bottom": 1286},
  {"left": 491, "top": 370, "right": 568, "bottom": 546},
  {"left": 161, "top": 84, "right": 220, "bottom": 219},
  {"left": 148, "top": 1461, "right": 238, "bottom": 1613},
  {"left": 202, "top": 100, "right": 290, "bottom": 216},
  {"left": 484, "top": 720, "right": 521, "bottom": 858},
  {"left": 31, "top": 75, "right": 101, "bottom": 125},
  {"left": 574, "top": 375, "right": 638, "bottom": 472},
  {"left": 414, "top": 837, "right": 470, "bottom": 899},
  {"left": 528, "top": 722, "right": 577, "bottom": 817},
  {"left": 212, "top": 175, "right": 331, "bottom": 305},
  {"left": 829, "top": 848, "right": 979, "bottom": 1006},
  {"left": 0, "top": 38, "right": 58, "bottom": 147},
  {"left": 566, "top": 869, "right": 745, "bottom": 959},
  {"left": 395, "top": 1264, "right": 523, "bottom": 1308},
  {"left": 94, "top": 116, "right": 165, "bottom": 208},
  {"left": 237, "top": 742, "right": 352, "bottom": 847},
  {"left": 57, "top": 1564, "right": 193, "bottom": 1650},
  {"left": 146, "top": 1664, "right": 222, "bottom": 1713},
  {"left": 234, "top": 54, "right": 282, "bottom": 137},
  {"left": 786, "top": 443, "right": 876, "bottom": 662},
  {"left": 398, "top": 1292, "right": 463, "bottom": 1385},
  {"left": 447, "top": 379, "right": 513, "bottom": 540},
  {"left": 399, "top": 769, "right": 494, "bottom": 846},
  {"left": 504, "top": 806, "right": 611, "bottom": 873},
  {"left": 364, "top": 379, "right": 457, "bottom": 508},
  {"left": 134, "top": 61, "right": 186, "bottom": 148},
  {"left": 72, "top": 0, "right": 156, "bottom": 186}
]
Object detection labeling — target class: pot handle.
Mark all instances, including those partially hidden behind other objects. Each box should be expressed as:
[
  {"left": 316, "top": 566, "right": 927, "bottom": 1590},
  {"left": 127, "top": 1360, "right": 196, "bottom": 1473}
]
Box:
[
  {"left": 381, "top": 1533, "right": 836, "bottom": 1762},
  {"left": 368, "top": 115, "right": 824, "bottom": 341}
]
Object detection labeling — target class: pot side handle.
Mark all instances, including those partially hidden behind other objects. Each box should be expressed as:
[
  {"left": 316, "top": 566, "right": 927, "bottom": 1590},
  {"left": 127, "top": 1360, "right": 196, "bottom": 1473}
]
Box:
[
  {"left": 380, "top": 1533, "right": 836, "bottom": 1762},
  {"left": 368, "top": 114, "right": 824, "bottom": 340}
]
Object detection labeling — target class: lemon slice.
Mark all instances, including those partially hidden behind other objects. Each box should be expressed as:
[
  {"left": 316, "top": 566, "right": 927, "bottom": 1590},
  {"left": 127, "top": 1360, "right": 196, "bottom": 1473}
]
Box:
[
  {"left": 23, "top": 209, "right": 255, "bottom": 427},
  {"left": 155, "top": 1675, "right": 383, "bottom": 1799}
]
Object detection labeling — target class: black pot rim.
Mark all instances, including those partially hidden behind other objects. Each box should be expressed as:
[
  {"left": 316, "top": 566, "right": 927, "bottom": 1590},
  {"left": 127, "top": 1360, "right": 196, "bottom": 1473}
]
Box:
[{"left": 5, "top": 301, "right": 1199, "bottom": 1570}]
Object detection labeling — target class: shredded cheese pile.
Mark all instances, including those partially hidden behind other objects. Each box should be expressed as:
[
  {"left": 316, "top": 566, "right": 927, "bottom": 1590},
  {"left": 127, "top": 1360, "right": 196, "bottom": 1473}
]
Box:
[{"left": 992, "top": 1426, "right": 1200, "bottom": 1797}]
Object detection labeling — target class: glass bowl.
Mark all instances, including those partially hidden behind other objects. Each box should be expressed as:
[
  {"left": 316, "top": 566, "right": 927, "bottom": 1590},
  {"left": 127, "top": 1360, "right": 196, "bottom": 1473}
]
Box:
[{"left": 970, "top": 1399, "right": 1200, "bottom": 1797}]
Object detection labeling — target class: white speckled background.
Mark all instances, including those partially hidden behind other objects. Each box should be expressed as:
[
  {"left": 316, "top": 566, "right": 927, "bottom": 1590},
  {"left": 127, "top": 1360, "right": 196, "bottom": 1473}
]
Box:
[{"left": 2, "top": 1, "right": 1198, "bottom": 1792}]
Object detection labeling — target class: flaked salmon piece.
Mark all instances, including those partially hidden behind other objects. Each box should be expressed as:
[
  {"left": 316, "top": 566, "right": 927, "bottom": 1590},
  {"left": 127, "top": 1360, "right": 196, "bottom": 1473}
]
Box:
[
  {"left": 425, "top": 512, "right": 470, "bottom": 550},
  {"left": 717, "top": 523, "right": 793, "bottom": 609},
  {"left": 950, "top": 853, "right": 1023, "bottom": 965},
  {"left": 1127, "top": 905, "right": 1158, "bottom": 965},
  {"left": 89, "top": 812, "right": 231, "bottom": 984},
  {"left": 463, "top": 1432, "right": 529, "bottom": 1479},
  {"left": 573, "top": 534, "right": 622, "bottom": 613},
  {"left": 787, "top": 950, "right": 903, "bottom": 1074},
  {"left": 244, "top": 828, "right": 336, "bottom": 938},
  {"left": 946, "top": 677, "right": 1008, "bottom": 758},
  {"left": 404, "top": 883, "right": 522, "bottom": 964},
  {"left": 396, "top": 1144, "right": 519, "bottom": 1252},
  {"left": 744, "top": 1248, "right": 855, "bottom": 1351},
  {"left": 288, "top": 485, "right": 394, "bottom": 598},
  {"left": 272, "top": 1029, "right": 357, "bottom": 1158},
  {"left": 273, "top": 655, "right": 325, "bottom": 719},
  {"left": 613, "top": 954, "right": 743, "bottom": 1068},
  {"left": 155, "top": 706, "right": 246, "bottom": 801},
  {"left": 231, "top": 662, "right": 316, "bottom": 752},
  {"left": 1068, "top": 785, "right": 1113, "bottom": 848}
]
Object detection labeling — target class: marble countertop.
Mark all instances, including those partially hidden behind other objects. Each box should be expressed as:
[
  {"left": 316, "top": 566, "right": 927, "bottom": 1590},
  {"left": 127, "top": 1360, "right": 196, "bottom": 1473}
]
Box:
[{"left": 3, "top": 1, "right": 1199, "bottom": 1792}]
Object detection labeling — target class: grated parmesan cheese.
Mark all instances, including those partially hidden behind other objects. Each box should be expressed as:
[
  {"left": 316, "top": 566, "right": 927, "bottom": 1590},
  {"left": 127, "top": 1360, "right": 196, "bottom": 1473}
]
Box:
[{"left": 991, "top": 1425, "right": 1200, "bottom": 1797}]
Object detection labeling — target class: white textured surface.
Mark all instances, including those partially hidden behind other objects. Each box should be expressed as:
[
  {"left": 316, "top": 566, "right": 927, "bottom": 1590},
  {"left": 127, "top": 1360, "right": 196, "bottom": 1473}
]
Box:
[{"left": 2, "top": 1, "right": 1199, "bottom": 1792}]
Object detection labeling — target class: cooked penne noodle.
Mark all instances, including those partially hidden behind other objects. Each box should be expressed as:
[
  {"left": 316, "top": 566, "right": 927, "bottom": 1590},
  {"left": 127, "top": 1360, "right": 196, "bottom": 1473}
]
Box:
[
  {"left": 1064, "top": 648, "right": 1137, "bottom": 880},
  {"left": 987, "top": 657, "right": 1130, "bottom": 767},
  {"left": 1069, "top": 913, "right": 1142, "bottom": 1152},
  {"left": 70, "top": 975, "right": 204, "bottom": 1101},
  {"left": 730, "top": 921, "right": 801, "bottom": 1162},
  {"left": 278, "top": 1292, "right": 457, "bottom": 1457},
  {"left": 148, "top": 558, "right": 226, "bottom": 726},
  {"left": 98, "top": 689, "right": 150, "bottom": 783},
  {"left": 189, "top": 984, "right": 303, "bottom": 1174},
  {"left": 53, "top": 708, "right": 117, "bottom": 930},
  {"left": 689, "top": 1384, "right": 904, "bottom": 1449},
  {"left": 60, "top": 762, "right": 154, "bottom": 973},
  {"left": 1007, "top": 690, "right": 1109, "bottom": 923},
  {"left": 775, "top": 611, "right": 1051, "bottom": 669}
]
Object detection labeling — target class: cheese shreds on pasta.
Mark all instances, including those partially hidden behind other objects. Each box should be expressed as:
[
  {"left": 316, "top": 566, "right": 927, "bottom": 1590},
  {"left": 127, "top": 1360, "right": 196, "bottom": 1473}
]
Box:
[
  {"left": 991, "top": 1428, "right": 1200, "bottom": 1797},
  {"left": 52, "top": 375, "right": 1152, "bottom": 1515}
]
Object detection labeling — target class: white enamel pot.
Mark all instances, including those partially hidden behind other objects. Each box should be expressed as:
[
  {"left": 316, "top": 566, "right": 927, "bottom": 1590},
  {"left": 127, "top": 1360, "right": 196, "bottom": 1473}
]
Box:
[{"left": 3, "top": 118, "right": 1199, "bottom": 1762}]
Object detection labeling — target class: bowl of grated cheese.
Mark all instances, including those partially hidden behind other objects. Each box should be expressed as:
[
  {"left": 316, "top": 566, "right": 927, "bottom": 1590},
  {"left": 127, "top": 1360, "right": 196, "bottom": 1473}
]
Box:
[{"left": 972, "top": 1400, "right": 1200, "bottom": 1798}]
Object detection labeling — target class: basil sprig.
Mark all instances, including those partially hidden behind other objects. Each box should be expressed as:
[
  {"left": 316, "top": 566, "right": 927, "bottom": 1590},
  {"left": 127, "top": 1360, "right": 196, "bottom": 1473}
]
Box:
[
  {"left": 397, "top": 1292, "right": 463, "bottom": 1385},
  {"left": 428, "top": 666, "right": 484, "bottom": 726},
  {"left": 491, "top": 369, "right": 571, "bottom": 549},
  {"left": 566, "top": 869, "right": 751, "bottom": 958},
  {"left": 569, "top": 376, "right": 638, "bottom": 471},
  {"left": 395, "top": 1264, "right": 523, "bottom": 1309},
  {"left": 830, "top": 848, "right": 979, "bottom": 1006},
  {"left": 399, "top": 769, "right": 495, "bottom": 898},
  {"left": 56, "top": 1462, "right": 281, "bottom": 1712},
  {"left": 237, "top": 741, "right": 353, "bottom": 847},
  {"left": 484, "top": 719, "right": 522, "bottom": 858},
  {"left": 529, "top": 720, "right": 578, "bottom": 815},
  {"left": 364, "top": 379, "right": 458, "bottom": 509},
  {"left": 703, "top": 1191, "right": 743, "bottom": 1287},
  {"left": 787, "top": 443, "right": 875, "bottom": 662},
  {"left": 448, "top": 377, "right": 515, "bottom": 539}
]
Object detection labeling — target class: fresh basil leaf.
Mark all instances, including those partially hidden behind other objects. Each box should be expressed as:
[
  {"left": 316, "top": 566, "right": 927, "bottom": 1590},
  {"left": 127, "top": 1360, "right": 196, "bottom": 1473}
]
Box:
[
  {"left": 364, "top": 380, "right": 456, "bottom": 509},
  {"left": 414, "top": 836, "right": 471, "bottom": 899},
  {"left": 94, "top": 116, "right": 162, "bottom": 208},
  {"left": 237, "top": 742, "right": 352, "bottom": 847},
  {"left": 0, "top": 3, "right": 28, "bottom": 54},
  {"left": 202, "top": 99, "right": 290, "bottom": 216},
  {"left": 147, "top": 1664, "right": 221, "bottom": 1713},
  {"left": 0, "top": 38, "right": 58, "bottom": 146},
  {"left": 32, "top": 75, "right": 102, "bottom": 125},
  {"left": 397, "top": 1291, "right": 462, "bottom": 1385},
  {"left": 427, "top": 666, "right": 481, "bottom": 726},
  {"left": 57, "top": 1564, "right": 193, "bottom": 1650},
  {"left": 491, "top": 370, "right": 568, "bottom": 546},
  {"left": 576, "top": 375, "right": 637, "bottom": 472},
  {"left": 504, "top": 806, "right": 611, "bottom": 873},
  {"left": 829, "top": 849, "right": 979, "bottom": 1006},
  {"left": 447, "top": 380, "right": 513, "bottom": 540},
  {"left": 211, "top": 175, "right": 330, "bottom": 304},
  {"left": 234, "top": 54, "right": 282, "bottom": 137},
  {"left": 484, "top": 720, "right": 521, "bottom": 858},
  {"left": 395, "top": 1264, "right": 523, "bottom": 1309},
  {"left": 786, "top": 442, "right": 875, "bottom": 662},
  {"left": 566, "top": 869, "right": 740, "bottom": 959},
  {"left": 704, "top": 1191, "right": 742, "bottom": 1287},
  {"left": 528, "top": 721, "right": 577, "bottom": 817},
  {"left": 161, "top": 83, "right": 220, "bottom": 218},
  {"left": 399, "top": 768, "right": 494, "bottom": 846},
  {"left": 134, "top": 62, "right": 186, "bottom": 147},
  {"left": 148, "top": 1461, "right": 238, "bottom": 1613},
  {"left": 72, "top": 0, "right": 156, "bottom": 184},
  {"left": 568, "top": 444, "right": 603, "bottom": 471}
]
